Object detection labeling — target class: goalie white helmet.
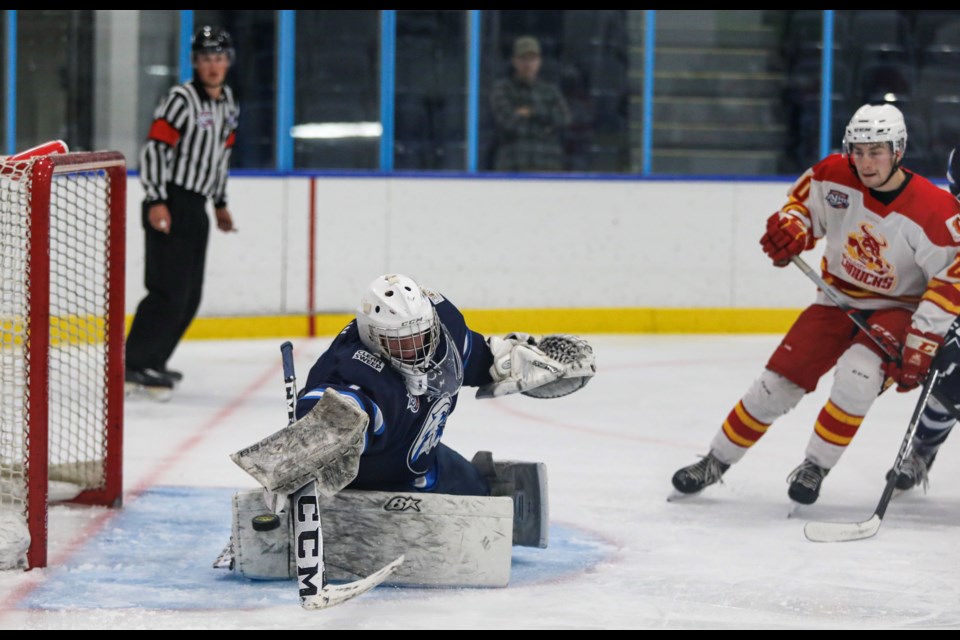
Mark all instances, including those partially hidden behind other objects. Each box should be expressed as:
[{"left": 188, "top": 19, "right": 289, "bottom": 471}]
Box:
[
  {"left": 843, "top": 103, "right": 907, "bottom": 156},
  {"left": 356, "top": 274, "right": 440, "bottom": 377}
]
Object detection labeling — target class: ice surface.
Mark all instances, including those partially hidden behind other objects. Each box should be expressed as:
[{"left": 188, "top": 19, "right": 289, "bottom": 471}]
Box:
[{"left": 1, "top": 335, "right": 958, "bottom": 629}]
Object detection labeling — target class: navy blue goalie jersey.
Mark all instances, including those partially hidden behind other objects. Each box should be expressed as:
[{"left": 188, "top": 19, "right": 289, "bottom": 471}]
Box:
[{"left": 295, "top": 289, "right": 494, "bottom": 492}]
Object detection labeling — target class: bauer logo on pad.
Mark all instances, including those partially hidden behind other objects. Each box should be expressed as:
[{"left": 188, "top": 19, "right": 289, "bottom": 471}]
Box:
[{"left": 383, "top": 496, "right": 422, "bottom": 512}]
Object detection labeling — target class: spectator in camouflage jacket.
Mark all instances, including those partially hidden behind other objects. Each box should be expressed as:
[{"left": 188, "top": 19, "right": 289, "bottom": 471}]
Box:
[{"left": 490, "top": 35, "right": 572, "bottom": 172}]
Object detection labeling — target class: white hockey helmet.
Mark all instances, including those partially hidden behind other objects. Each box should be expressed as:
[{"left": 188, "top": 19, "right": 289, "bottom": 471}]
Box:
[
  {"left": 356, "top": 274, "right": 439, "bottom": 376},
  {"left": 843, "top": 103, "right": 907, "bottom": 156}
]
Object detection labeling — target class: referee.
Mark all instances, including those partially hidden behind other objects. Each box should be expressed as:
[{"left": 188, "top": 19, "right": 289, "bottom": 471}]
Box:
[{"left": 125, "top": 25, "right": 240, "bottom": 398}]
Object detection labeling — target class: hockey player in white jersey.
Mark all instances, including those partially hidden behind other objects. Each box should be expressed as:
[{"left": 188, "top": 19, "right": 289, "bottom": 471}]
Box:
[{"left": 671, "top": 103, "right": 960, "bottom": 505}]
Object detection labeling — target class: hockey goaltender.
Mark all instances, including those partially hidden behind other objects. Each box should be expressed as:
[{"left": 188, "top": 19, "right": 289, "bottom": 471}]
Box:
[{"left": 214, "top": 274, "right": 596, "bottom": 600}]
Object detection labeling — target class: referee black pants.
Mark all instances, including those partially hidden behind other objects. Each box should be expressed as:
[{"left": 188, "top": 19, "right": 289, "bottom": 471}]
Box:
[{"left": 125, "top": 184, "right": 210, "bottom": 373}]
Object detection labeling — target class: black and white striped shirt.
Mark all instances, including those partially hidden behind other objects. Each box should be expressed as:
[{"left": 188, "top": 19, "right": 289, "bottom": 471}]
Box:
[{"left": 139, "top": 79, "right": 239, "bottom": 207}]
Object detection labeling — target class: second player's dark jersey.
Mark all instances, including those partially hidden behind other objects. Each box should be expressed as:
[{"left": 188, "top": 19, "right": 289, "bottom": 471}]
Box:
[{"left": 296, "top": 290, "right": 494, "bottom": 492}]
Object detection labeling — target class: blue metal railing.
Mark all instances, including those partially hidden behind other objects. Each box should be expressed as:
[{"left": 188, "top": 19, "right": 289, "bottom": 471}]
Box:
[
  {"left": 277, "top": 11, "right": 295, "bottom": 171},
  {"left": 467, "top": 10, "right": 482, "bottom": 173},
  {"left": 179, "top": 10, "right": 193, "bottom": 84},
  {"left": 819, "top": 10, "right": 835, "bottom": 161},
  {"left": 1, "top": 10, "right": 840, "bottom": 174},
  {"left": 379, "top": 10, "right": 396, "bottom": 172},
  {"left": 4, "top": 10, "right": 16, "bottom": 155}
]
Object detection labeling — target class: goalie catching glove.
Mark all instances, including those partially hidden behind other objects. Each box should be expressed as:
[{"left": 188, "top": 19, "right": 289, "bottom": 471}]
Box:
[{"left": 476, "top": 333, "right": 596, "bottom": 399}]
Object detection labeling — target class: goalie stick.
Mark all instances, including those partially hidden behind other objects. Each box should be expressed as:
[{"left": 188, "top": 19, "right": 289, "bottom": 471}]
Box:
[
  {"left": 278, "top": 341, "right": 403, "bottom": 609},
  {"left": 789, "top": 256, "right": 959, "bottom": 542}
]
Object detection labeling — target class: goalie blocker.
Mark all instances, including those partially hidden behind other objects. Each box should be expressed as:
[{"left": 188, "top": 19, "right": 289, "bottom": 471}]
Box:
[{"left": 220, "top": 451, "right": 546, "bottom": 587}]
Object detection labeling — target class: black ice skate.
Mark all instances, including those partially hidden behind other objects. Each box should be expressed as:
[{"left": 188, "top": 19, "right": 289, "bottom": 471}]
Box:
[
  {"left": 787, "top": 459, "right": 829, "bottom": 505},
  {"left": 159, "top": 367, "right": 184, "bottom": 384},
  {"left": 671, "top": 452, "right": 730, "bottom": 495},
  {"left": 886, "top": 446, "right": 936, "bottom": 493},
  {"left": 125, "top": 368, "right": 175, "bottom": 402}
]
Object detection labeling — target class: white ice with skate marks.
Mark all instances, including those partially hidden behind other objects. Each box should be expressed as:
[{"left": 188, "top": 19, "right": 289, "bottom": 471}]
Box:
[{"left": 1, "top": 336, "right": 959, "bottom": 629}]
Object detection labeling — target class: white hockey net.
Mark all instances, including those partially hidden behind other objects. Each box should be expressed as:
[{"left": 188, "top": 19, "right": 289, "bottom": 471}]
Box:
[{"left": 0, "top": 150, "right": 126, "bottom": 570}]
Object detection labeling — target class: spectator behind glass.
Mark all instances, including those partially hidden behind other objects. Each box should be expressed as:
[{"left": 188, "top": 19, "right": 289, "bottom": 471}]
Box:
[{"left": 489, "top": 35, "right": 572, "bottom": 172}]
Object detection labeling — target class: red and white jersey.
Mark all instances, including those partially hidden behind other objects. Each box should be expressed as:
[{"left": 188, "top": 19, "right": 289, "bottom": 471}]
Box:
[{"left": 783, "top": 153, "right": 960, "bottom": 338}]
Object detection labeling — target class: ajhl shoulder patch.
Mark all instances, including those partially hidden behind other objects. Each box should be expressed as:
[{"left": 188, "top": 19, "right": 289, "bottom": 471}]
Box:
[{"left": 826, "top": 189, "right": 849, "bottom": 209}]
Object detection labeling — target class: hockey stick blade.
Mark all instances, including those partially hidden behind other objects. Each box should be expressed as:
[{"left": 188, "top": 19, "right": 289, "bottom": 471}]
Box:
[
  {"left": 803, "top": 515, "right": 880, "bottom": 543},
  {"left": 801, "top": 368, "right": 941, "bottom": 543},
  {"left": 301, "top": 554, "right": 404, "bottom": 610}
]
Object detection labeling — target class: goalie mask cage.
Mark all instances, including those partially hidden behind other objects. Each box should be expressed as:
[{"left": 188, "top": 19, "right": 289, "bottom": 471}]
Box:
[{"left": 0, "top": 151, "right": 125, "bottom": 570}]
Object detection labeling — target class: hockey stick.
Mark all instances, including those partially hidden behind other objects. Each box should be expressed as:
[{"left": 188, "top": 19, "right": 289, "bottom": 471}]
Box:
[
  {"left": 789, "top": 256, "right": 960, "bottom": 419},
  {"left": 789, "top": 256, "right": 957, "bottom": 541},
  {"left": 279, "top": 341, "right": 403, "bottom": 609},
  {"left": 803, "top": 368, "right": 940, "bottom": 542}
]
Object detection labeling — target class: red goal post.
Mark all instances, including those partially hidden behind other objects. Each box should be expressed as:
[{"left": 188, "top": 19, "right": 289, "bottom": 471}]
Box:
[{"left": 0, "top": 145, "right": 126, "bottom": 570}]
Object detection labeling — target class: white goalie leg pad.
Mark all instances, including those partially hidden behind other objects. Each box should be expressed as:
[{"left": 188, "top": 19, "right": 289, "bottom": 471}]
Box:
[
  {"left": 230, "top": 488, "right": 294, "bottom": 580},
  {"left": 472, "top": 450, "right": 549, "bottom": 548},
  {"left": 229, "top": 388, "right": 368, "bottom": 498},
  {"left": 230, "top": 489, "right": 514, "bottom": 587},
  {"left": 321, "top": 491, "right": 513, "bottom": 587}
]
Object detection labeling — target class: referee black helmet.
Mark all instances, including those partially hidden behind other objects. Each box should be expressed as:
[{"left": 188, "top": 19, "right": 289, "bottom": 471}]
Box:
[{"left": 191, "top": 25, "right": 235, "bottom": 64}]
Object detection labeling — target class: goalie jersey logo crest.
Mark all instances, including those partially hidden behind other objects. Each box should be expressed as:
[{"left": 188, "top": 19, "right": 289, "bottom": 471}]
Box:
[{"left": 407, "top": 395, "right": 451, "bottom": 474}]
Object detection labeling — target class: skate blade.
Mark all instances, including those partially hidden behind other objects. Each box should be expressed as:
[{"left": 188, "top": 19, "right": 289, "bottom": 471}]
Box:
[
  {"left": 666, "top": 489, "right": 700, "bottom": 502},
  {"left": 124, "top": 382, "right": 173, "bottom": 403},
  {"left": 786, "top": 501, "right": 810, "bottom": 518}
]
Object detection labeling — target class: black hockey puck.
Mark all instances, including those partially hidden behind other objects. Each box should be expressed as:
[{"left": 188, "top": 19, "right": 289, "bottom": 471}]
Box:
[{"left": 251, "top": 513, "right": 281, "bottom": 531}]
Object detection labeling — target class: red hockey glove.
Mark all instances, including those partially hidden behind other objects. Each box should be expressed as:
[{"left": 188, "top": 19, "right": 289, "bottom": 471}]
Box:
[
  {"left": 760, "top": 212, "right": 809, "bottom": 267},
  {"left": 886, "top": 328, "right": 943, "bottom": 392}
]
